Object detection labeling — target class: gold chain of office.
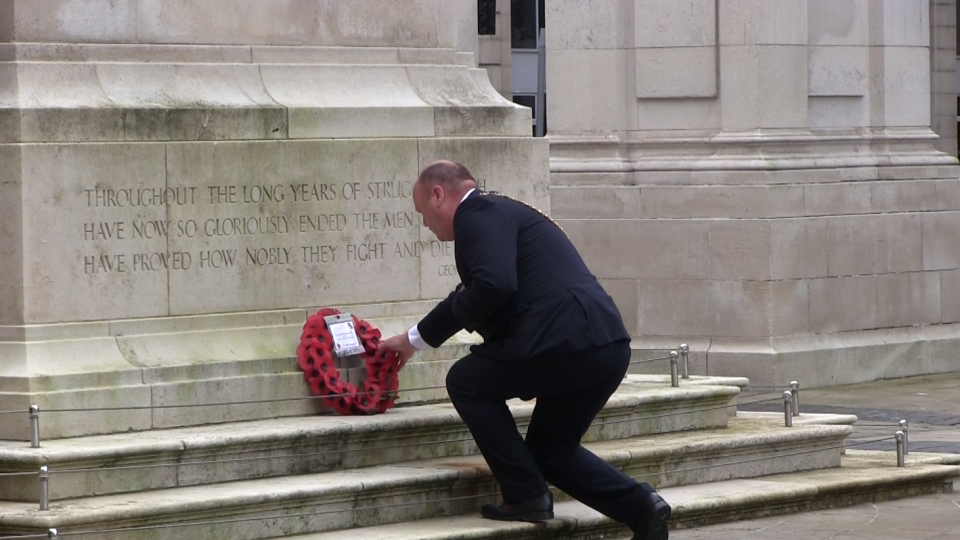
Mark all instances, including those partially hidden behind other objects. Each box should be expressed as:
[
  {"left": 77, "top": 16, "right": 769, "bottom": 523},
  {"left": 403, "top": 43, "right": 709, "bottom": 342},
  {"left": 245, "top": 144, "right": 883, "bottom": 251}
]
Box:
[{"left": 483, "top": 191, "right": 567, "bottom": 236}]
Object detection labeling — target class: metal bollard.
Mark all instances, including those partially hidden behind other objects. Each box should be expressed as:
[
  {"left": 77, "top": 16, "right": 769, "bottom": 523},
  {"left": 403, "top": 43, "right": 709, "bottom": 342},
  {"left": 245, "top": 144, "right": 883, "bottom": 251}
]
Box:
[
  {"left": 895, "top": 431, "right": 905, "bottom": 467},
  {"left": 39, "top": 466, "right": 49, "bottom": 511},
  {"left": 48, "top": 529, "right": 59, "bottom": 540},
  {"left": 899, "top": 419, "right": 909, "bottom": 455},
  {"left": 790, "top": 381, "right": 800, "bottom": 416},
  {"left": 29, "top": 405, "right": 40, "bottom": 448},
  {"left": 669, "top": 351, "right": 679, "bottom": 387},
  {"left": 680, "top": 343, "right": 689, "bottom": 379},
  {"left": 783, "top": 391, "right": 793, "bottom": 427}
]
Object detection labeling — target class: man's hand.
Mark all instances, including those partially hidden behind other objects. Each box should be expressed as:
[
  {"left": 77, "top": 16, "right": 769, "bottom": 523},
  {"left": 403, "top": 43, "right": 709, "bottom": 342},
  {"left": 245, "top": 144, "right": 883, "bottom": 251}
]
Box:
[{"left": 377, "top": 333, "right": 418, "bottom": 369}]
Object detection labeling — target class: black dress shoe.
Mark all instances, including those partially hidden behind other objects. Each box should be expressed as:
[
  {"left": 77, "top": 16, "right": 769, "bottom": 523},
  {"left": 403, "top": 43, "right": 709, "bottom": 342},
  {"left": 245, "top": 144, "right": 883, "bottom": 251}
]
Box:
[
  {"left": 481, "top": 492, "right": 553, "bottom": 522},
  {"left": 632, "top": 491, "right": 671, "bottom": 540}
]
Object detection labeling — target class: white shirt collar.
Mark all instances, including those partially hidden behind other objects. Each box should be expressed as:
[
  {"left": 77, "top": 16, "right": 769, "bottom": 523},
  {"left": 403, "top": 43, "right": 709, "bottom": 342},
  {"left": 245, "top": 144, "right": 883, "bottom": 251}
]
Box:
[{"left": 460, "top": 188, "right": 476, "bottom": 203}]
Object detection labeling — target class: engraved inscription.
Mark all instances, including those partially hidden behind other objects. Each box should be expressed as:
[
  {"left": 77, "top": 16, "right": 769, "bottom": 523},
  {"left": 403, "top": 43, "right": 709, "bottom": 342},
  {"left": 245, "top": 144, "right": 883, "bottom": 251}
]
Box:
[
  {"left": 132, "top": 220, "right": 172, "bottom": 239},
  {"left": 246, "top": 247, "right": 295, "bottom": 266},
  {"left": 302, "top": 245, "right": 337, "bottom": 263},
  {"left": 84, "top": 221, "right": 125, "bottom": 241},
  {"left": 131, "top": 252, "right": 192, "bottom": 271},
  {"left": 288, "top": 183, "right": 338, "bottom": 202},
  {"left": 85, "top": 187, "right": 198, "bottom": 208},
  {"left": 199, "top": 249, "right": 236, "bottom": 269},
  {"left": 80, "top": 180, "right": 457, "bottom": 277},
  {"left": 203, "top": 216, "right": 291, "bottom": 236},
  {"left": 83, "top": 254, "right": 128, "bottom": 274},
  {"left": 299, "top": 214, "right": 348, "bottom": 232}
]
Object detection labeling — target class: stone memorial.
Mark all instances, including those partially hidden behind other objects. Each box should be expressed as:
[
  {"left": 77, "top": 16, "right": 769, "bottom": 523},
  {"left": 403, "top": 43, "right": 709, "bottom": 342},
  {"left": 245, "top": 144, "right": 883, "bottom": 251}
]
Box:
[{"left": 0, "top": 0, "right": 548, "bottom": 439}]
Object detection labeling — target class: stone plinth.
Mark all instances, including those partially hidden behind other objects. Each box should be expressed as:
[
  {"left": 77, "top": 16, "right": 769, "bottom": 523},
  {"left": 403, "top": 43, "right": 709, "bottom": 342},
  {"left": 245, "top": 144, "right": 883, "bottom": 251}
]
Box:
[
  {"left": 0, "top": 1, "right": 548, "bottom": 439},
  {"left": 547, "top": 0, "right": 960, "bottom": 387}
]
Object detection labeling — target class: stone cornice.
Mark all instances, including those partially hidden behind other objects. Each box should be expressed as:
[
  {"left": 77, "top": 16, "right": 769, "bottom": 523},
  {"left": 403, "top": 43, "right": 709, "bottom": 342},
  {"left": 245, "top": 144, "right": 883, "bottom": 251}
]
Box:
[{"left": 549, "top": 128, "right": 958, "bottom": 174}]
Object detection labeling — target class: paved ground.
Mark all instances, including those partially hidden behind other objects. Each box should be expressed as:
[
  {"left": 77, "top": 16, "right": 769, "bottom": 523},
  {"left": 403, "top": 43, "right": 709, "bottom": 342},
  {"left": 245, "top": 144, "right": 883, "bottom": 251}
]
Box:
[
  {"left": 673, "top": 371, "right": 960, "bottom": 539},
  {"left": 738, "top": 372, "right": 960, "bottom": 453},
  {"left": 670, "top": 492, "right": 960, "bottom": 539}
]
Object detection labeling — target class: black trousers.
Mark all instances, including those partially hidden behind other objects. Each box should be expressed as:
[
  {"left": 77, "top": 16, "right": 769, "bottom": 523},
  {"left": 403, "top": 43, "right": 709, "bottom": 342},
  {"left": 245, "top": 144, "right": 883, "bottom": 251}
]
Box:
[{"left": 445, "top": 339, "right": 653, "bottom": 527}]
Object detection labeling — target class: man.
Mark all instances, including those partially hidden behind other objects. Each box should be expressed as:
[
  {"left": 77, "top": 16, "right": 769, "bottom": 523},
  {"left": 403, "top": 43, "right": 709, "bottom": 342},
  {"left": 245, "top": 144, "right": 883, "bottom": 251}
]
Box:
[{"left": 377, "top": 160, "right": 671, "bottom": 540}]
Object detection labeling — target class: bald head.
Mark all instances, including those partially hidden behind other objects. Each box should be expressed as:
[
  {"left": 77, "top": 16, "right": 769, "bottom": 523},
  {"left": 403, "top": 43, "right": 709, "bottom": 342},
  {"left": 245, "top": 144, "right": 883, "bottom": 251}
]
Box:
[
  {"left": 412, "top": 160, "right": 478, "bottom": 242},
  {"left": 416, "top": 160, "right": 478, "bottom": 193}
]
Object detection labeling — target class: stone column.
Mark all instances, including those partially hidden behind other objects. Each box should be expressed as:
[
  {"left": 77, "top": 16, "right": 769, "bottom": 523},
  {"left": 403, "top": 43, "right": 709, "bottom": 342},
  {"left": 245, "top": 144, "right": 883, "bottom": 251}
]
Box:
[
  {"left": 548, "top": 0, "right": 960, "bottom": 387},
  {"left": 930, "top": 0, "right": 957, "bottom": 156},
  {"left": 478, "top": 0, "right": 513, "bottom": 97},
  {"left": 0, "top": 0, "right": 547, "bottom": 439}
]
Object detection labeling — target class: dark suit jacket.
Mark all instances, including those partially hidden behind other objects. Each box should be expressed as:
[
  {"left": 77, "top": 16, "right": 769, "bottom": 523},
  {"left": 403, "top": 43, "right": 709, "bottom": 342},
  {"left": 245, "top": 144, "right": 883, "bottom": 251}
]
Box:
[{"left": 418, "top": 191, "right": 629, "bottom": 362}]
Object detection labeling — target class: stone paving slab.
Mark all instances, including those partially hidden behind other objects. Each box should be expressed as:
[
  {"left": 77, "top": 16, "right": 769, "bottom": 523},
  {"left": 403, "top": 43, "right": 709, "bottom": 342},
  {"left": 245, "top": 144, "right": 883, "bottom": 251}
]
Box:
[
  {"left": 669, "top": 492, "right": 960, "bottom": 540},
  {"left": 677, "top": 371, "right": 960, "bottom": 539}
]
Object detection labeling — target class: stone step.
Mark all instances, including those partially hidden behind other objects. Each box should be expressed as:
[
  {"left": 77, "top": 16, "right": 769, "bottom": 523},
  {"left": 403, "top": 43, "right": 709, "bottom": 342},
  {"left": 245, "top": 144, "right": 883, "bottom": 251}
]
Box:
[
  {"left": 0, "top": 416, "right": 856, "bottom": 539},
  {"left": 0, "top": 380, "right": 741, "bottom": 501},
  {"left": 0, "top": 319, "right": 726, "bottom": 441},
  {"left": 282, "top": 452, "right": 960, "bottom": 540}
]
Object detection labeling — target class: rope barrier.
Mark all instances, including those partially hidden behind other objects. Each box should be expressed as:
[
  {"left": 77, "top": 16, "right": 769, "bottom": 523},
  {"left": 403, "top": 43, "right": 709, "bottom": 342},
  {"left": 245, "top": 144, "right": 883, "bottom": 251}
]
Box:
[
  {"left": 846, "top": 437, "right": 899, "bottom": 448},
  {"left": 0, "top": 535, "right": 47, "bottom": 540},
  {"left": 12, "top": 344, "right": 695, "bottom": 416},
  {"left": 629, "top": 355, "right": 674, "bottom": 365},
  {"left": 0, "top": 471, "right": 38, "bottom": 478},
  {"left": 0, "top": 410, "right": 27, "bottom": 416},
  {"left": 23, "top": 408, "right": 941, "bottom": 481},
  {"left": 17, "top": 360, "right": 712, "bottom": 415}
]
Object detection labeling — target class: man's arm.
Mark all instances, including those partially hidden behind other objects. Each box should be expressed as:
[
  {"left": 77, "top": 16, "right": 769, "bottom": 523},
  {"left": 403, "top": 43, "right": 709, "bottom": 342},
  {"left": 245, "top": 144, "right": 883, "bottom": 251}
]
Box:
[
  {"left": 378, "top": 286, "right": 466, "bottom": 364},
  {"left": 379, "top": 199, "right": 517, "bottom": 358},
  {"left": 418, "top": 285, "right": 468, "bottom": 345}
]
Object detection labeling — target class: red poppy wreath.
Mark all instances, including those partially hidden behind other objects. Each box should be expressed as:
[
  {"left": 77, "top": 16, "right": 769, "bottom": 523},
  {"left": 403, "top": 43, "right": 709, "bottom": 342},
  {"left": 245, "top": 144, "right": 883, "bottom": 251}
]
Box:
[{"left": 296, "top": 308, "right": 402, "bottom": 415}]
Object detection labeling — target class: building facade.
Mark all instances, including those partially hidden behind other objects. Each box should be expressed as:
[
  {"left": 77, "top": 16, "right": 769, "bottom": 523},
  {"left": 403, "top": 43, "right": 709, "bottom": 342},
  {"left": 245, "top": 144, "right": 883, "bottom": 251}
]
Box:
[
  {"left": 1, "top": 1, "right": 958, "bottom": 442},
  {"left": 476, "top": 0, "right": 960, "bottom": 386},
  {"left": 544, "top": 0, "right": 960, "bottom": 386}
]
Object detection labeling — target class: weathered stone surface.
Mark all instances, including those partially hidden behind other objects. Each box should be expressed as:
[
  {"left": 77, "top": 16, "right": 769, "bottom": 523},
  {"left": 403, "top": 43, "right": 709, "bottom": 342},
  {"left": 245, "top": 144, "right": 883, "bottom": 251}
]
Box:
[
  {"left": 0, "top": 0, "right": 544, "bottom": 439},
  {"left": 0, "top": 134, "right": 546, "bottom": 435},
  {"left": 546, "top": 48, "right": 632, "bottom": 133},
  {"left": 706, "top": 325, "right": 960, "bottom": 387},
  {"left": 636, "top": 47, "right": 717, "bottom": 98},
  {"left": 0, "top": 418, "right": 859, "bottom": 540},
  {"left": 545, "top": 0, "right": 633, "bottom": 50},
  {"left": 564, "top": 219, "right": 711, "bottom": 281},
  {"left": 0, "top": 145, "right": 22, "bottom": 326},
  {"left": 551, "top": 186, "right": 641, "bottom": 219},
  {"left": 2, "top": 0, "right": 478, "bottom": 52},
  {"left": 942, "top": 270, "right": 960, "bottom": 324},
  {"left": 708, "top": 220, "right": 772, "bottom": 281},
  {"left": 547, "top": 0, "right": 960, "bottom": 389},
  {"left": 0, "top": 382, "right": 741, "bottom": 501},
  {"left": 808, "top": 46, "right": 868, "bottom": 96},
  {"left": 808, "top": 0, "right": 869, "bottom": 46}
]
